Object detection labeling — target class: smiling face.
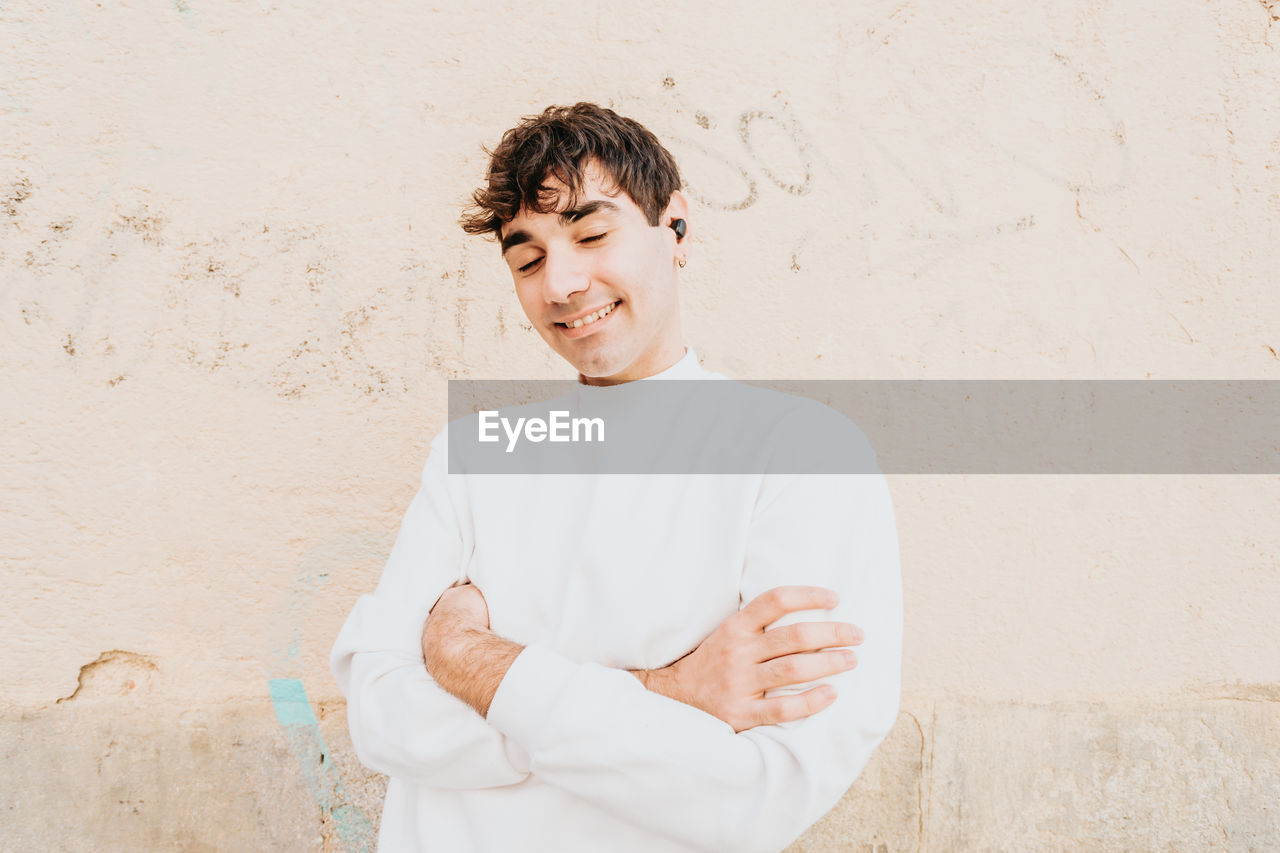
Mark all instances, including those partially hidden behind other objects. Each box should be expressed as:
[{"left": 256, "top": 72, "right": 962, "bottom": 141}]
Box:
[{"left": 500, "top": 163, "right": 689, "bottom": 385}]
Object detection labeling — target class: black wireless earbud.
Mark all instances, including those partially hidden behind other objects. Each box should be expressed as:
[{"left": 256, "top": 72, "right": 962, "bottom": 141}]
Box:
[{"left": 669, "top": 218, "right": 687, "bottom": 241}]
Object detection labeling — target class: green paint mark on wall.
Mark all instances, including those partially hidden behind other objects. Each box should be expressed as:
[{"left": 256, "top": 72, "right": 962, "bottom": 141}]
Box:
[{"left": 268, "top": 677, "right": 374, "bottom": 852}]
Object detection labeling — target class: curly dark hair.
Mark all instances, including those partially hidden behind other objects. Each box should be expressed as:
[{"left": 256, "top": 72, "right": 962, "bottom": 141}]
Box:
[{"left": 460, "top": 103, "right": 683, "bottom": 239}]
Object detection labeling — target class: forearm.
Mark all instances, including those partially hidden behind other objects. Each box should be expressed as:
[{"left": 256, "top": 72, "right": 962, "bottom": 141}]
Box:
[
  {"left": 425, "top": 624, "right": 524, "bottom": 718},
  {"left": 333, "top": 600, "right": 531, "bottom": 790},
  {"left": 337, "top": 645, "right": 530, "bottom": 789}
]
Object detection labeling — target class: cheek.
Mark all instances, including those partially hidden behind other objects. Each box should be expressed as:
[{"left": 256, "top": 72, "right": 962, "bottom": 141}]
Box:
[
  {"left": 605, "top": 251, "right": 657, "bottom": 300},
  {"left": 513, "top": 282, "right": 542, "bottom": 319}
]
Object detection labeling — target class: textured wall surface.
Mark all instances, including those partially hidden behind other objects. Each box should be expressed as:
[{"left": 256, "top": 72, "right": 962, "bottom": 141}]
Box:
[{"left": 2, "top": 0, "right": 1278, "bottom": 850}]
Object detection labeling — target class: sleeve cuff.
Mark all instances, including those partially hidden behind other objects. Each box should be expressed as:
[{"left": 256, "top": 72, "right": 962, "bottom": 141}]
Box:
[{"left": 486, "top": 643, "right": 580, "bottom": 755}]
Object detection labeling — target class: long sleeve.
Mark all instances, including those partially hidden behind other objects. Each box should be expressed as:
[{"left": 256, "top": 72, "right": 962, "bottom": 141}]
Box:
[
  {"left": 484, "top": 416, "right": 903, "bottom": 852},
  {"left": 330, "top": 431, "right": 531, "bottom": 789}
]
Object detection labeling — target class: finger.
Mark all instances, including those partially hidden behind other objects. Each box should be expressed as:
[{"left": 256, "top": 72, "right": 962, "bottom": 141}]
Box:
[
  {"left": 759, "top": 621, "right": 863, "bottom": 661},
  {"left": 739, "top": 586, "right": 839, "bottom": 631},
  {"left": 755, "top": 650, "right": 857, "bottom": 692},
  {"left": 750, "top": 685, "right": 839, "bottom": 728}
]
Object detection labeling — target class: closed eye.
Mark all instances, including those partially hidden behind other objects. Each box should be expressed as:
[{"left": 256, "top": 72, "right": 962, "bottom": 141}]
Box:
[
  {"left": 580, "top": 233, "right": 607, "bottom": 244},
  {"left": 518, "top": 257, "right": 543, "bottom": 274}
]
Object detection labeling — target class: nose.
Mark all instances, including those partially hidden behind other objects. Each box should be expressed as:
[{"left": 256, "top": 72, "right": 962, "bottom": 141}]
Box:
[{"left": 540, "top": 248, "right": 589, "bottom": 304}]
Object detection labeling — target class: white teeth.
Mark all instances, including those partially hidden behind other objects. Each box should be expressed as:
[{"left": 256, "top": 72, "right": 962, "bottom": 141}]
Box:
[{"left": 565, "top": 301, "right": 617, "bottom": 329}]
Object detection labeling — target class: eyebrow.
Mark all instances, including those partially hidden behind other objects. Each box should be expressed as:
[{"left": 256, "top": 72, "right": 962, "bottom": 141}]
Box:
[{"left": 500, "top": 200, "right": 621, "bottom": 255}]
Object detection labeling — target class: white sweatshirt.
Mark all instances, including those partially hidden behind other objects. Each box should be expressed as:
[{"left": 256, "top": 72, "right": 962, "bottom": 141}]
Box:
[{"left": 330, "top": 350, "right": 903, "bottom": 853}]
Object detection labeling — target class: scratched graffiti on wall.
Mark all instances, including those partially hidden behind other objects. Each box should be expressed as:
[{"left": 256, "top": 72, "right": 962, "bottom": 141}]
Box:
[
  {"left": 2, "top": 46, "right": 1136, "bottom": 399},
  {"left": 610, "top": 49, "right": 1131, "bottom": 278},
  {"left": 0, "top": 180, "right": 501, "bottom": 397}
]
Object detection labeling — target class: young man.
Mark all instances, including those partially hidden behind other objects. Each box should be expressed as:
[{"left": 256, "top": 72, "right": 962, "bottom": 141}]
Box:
[{"left": 331, "top": 103, "right": 902, "bottom": 852}]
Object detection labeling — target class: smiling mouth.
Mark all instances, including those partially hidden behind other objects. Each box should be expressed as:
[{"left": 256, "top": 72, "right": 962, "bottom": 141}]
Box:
[{"left": 556, "top": 300, "right": 619, "bottom": 329}]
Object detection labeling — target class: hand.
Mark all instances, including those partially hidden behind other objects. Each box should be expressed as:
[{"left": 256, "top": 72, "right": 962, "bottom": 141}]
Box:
[{"left": 638, "top": 586, "right": 862, "bottom": 733}]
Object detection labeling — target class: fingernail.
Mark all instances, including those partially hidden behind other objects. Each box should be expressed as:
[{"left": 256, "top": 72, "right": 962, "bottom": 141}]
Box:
[{"left": 843, "top": 651, "right": 858, "bottom": 667}]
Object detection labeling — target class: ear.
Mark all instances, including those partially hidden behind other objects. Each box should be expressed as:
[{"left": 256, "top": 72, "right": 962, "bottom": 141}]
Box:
[{"left": 662, "top": 190, "right": 691, "bottom": 242}]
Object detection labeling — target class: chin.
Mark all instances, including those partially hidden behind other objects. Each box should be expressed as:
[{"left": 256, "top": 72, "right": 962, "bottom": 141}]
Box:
[
  {"left": 566, "top": 348, "right": 627, "bottom": 381},
  {"left": 572, "top": 359, "right": 619, "bottom": 380}
]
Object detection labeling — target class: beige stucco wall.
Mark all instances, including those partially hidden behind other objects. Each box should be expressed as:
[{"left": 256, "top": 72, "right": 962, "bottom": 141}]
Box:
[{"left": 2, "top": 0, "right": 1278, "bottom": 849}]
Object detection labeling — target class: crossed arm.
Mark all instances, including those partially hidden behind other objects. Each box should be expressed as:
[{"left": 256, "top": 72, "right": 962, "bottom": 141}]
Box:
[
  {"left": 332, "top": 430, "right": 903, "bottom": 852},
  {"left": 424, "top": 581, "right": 861, "bottom": 730}
]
